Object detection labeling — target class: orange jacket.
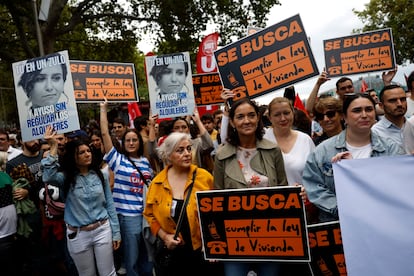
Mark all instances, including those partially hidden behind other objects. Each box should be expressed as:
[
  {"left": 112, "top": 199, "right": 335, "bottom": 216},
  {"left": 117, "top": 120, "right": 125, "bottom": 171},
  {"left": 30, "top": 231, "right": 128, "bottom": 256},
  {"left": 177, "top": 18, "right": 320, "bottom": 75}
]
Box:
[{"left": 143, "top": 164, "right": 213, "bottom": 250}]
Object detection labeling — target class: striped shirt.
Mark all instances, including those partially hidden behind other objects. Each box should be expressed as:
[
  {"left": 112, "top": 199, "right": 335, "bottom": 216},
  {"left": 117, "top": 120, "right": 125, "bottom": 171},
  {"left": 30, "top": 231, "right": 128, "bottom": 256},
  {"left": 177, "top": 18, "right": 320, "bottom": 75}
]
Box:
[{"left": 104, "top": 147, "right": 153, "bottom": 216}]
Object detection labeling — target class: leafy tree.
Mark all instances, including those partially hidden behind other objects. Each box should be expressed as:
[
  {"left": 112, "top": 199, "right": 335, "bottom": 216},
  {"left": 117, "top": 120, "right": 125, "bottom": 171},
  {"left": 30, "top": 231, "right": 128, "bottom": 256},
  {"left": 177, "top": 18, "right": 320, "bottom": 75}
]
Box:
[
  {"left": 353, "top": 0, "right": 414, "bottom": 64},
  {"left": 0, "top": 0, "right": 280, "bottom": 126}
]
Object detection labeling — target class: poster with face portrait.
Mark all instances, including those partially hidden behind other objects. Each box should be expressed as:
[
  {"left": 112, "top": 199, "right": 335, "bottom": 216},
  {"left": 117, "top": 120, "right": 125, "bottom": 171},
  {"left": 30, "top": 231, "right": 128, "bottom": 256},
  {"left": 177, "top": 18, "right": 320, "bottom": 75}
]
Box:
[
  {"left": 12, "top": 50, "right": 80, "bottom": 142},
  {"left": 145, "top": 52, "right": 195, "bottom": 119}
]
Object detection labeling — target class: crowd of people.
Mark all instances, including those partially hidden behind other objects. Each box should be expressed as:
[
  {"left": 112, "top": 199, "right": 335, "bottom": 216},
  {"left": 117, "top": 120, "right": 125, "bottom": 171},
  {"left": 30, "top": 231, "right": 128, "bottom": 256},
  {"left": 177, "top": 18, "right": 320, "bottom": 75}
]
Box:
[{"left": 0, "top": 67, "right": 414, "bottom": 276}]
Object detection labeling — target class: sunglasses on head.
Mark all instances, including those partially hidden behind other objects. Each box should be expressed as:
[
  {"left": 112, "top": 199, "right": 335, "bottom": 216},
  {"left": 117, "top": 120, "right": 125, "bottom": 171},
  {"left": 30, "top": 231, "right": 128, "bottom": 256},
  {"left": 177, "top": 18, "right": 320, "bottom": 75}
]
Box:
[{"left": 315, "top": 110, "right": 337, "bottom": 121}]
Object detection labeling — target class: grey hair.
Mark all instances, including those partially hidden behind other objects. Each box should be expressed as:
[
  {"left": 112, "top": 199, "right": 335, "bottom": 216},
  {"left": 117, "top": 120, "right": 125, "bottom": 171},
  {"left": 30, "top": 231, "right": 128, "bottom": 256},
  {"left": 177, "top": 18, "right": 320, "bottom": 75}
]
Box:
[
  {"left": 157, "top": 132, "right": 191, "bottom": 165},
  {"left": 0, "top": 151, "right": 8, "bottom": 171}
]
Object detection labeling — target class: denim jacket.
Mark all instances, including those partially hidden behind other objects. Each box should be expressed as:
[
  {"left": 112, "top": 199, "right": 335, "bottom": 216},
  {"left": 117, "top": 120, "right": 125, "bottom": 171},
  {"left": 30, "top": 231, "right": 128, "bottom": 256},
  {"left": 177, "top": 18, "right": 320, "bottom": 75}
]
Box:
[
  {"left": 302, "top": 130, "right": 405, "bottom": 222},
  {"left": 42, "top": 155, "right": 121, "bottom": 241}
]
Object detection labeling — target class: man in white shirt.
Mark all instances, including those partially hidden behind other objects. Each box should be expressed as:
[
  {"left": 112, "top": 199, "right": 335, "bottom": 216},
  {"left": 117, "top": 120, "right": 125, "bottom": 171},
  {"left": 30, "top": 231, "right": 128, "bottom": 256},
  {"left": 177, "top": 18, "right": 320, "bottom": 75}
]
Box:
[
  {"left": 0, "top": 129, "right": 22, "bottom": 161},
  {"left": 405, "top": 71, "right": 414, "bottom": 118}
]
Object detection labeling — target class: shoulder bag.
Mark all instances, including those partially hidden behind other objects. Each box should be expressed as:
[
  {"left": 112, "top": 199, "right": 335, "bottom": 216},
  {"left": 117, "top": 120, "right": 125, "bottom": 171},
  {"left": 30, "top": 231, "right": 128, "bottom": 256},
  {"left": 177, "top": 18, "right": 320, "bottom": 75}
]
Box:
[{"left": 154, "top": 169, "right": 197, "bottom": 269}]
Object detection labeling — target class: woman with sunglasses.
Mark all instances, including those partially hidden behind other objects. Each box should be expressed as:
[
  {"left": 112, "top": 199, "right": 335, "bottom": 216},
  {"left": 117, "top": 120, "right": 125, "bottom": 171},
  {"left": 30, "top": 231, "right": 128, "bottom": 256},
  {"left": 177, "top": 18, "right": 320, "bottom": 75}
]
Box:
[
  {"left": 312, "top": 97, "right": 344, "bottom": 146},
  {"left": 303, "top": 93, "right": 405, "bottom": 223}
]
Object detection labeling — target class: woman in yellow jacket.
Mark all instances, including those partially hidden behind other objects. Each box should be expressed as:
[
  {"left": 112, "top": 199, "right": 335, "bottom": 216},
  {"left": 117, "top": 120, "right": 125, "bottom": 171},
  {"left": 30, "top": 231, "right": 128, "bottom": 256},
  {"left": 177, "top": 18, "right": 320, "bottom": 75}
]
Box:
[{"left": 143, "top": 132, "right": 221, "bottom": 276}]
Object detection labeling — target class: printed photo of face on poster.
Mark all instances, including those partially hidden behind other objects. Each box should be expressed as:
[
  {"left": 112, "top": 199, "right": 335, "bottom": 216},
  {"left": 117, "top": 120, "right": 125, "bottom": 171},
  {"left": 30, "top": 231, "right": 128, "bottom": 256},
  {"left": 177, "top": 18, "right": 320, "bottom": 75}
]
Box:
[
  {"left": 12, "top": 50, "right": 80, "bottom": 142},
  {"left": 145, "top": 51, "right": 195, "bottom": 119}
]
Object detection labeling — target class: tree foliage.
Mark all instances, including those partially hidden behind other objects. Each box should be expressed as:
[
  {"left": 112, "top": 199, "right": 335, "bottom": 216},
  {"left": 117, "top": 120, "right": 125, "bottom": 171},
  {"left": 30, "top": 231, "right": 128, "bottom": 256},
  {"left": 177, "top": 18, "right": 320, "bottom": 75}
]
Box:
[
  {"left": 0, "top": 0, "right": 280, "bottom": 126},
  {"left": 353, "top": 0, "right": 414, "bottom": 64}
]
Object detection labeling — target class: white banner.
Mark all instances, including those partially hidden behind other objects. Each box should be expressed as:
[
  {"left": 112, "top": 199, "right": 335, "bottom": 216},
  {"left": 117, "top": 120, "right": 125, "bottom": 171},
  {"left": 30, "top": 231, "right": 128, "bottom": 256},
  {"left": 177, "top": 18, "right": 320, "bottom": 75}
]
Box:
[{"left": 333, "top": 155, "right": 414, "bottom": 276}]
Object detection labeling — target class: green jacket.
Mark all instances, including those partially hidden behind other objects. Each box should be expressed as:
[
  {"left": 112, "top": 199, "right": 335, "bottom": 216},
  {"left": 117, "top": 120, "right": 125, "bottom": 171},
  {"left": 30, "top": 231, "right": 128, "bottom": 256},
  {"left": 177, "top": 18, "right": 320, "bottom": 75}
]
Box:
[{"left": 214, "top": 138, "right": 287, "bottom": 190}]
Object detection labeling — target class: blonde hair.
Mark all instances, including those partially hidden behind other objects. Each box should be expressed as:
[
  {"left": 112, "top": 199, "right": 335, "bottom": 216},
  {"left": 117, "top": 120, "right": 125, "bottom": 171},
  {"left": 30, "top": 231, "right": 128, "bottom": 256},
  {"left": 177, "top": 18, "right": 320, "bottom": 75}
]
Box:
[
  {"left": 0, "top": 151, "right": 8, "bottom": 171},
  {"left": 268, "top": 97, "right": 294, "bottom": 115}
]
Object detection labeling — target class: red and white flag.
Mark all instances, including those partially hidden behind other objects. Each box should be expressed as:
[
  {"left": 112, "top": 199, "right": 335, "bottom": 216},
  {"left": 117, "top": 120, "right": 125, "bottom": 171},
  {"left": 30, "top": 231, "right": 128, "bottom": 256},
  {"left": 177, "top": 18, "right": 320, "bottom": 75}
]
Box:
[
  {"left": 196, "top": 32, "right": 219, "bottom": 74},
  {"left": 128, "top": 102, "right": 141, "bottom": 128}
]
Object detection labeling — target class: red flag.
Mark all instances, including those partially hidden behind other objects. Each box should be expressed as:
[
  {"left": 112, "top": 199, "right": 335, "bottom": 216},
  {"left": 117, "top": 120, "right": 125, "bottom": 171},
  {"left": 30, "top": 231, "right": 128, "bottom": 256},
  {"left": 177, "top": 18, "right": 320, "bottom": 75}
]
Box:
[
  {"left": 360, "top": 79, "right": 369, "bottom": 92},
  {"left": 294, "top": 94, "right": 308, "bottom": 116},
  {"left": 128, "top": 102, "right": 141, "bottom": 128},
  {"left": 197, "top": 105, "right": 220, "bottom": 118},
  {"left": 196, "top": 32, "right": 219, "bottom": 73}
]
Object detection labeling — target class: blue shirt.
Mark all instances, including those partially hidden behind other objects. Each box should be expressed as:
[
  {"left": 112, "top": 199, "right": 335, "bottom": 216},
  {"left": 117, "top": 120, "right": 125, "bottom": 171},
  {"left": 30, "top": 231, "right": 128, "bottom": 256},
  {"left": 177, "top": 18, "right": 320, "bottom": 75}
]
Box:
[
  {"left": 41, "top": 155, "right": 120, "bottom": 241},
  {"left": 371, "top": 116, "right": 405, "bottom": 148}
]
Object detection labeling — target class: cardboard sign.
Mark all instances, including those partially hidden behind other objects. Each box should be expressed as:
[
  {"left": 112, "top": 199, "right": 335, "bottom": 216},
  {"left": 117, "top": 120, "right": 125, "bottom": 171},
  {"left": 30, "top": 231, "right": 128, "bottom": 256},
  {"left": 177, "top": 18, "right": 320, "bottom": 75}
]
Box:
[
  {"left": 214, "top": 14, "right": 319, "bottom": 101},
  {"left": 323, "top": 28, "right": 395, "bottom": 77},
  {"left": 12, "top": 50, "right": 80, "bottom": 142},
  {"left": 193, "top": 73, "right": 223, "bottom": 106},
  {"left": 196, "top": 186, "right": 310, "bottom": 262},
  {"left": 145, "top": 52, "right": 195, "bottom": 119},
  {"left": 70, "top": 60, "right": 138, "bottom": 102},
  {"left": 308, "top": 221, "right": 347, "bottom": 276}
]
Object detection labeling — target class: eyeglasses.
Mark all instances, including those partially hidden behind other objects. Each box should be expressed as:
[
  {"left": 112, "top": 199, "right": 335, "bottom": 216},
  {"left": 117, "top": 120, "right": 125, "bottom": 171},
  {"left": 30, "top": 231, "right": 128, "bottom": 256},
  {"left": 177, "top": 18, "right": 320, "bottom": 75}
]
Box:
[{"left": 315, "top": 110, "right": 337, "bottom": 121}]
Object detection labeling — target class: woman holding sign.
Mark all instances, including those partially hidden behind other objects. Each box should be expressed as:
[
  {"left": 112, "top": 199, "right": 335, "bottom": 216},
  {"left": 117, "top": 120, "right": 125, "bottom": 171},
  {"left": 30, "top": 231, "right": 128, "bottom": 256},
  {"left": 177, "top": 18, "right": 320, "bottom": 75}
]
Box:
[
  {"left": 302, "top": 93, "right": 405, "bottom": 223},
  {"left": 100, "top": 101, "right": 154, "bottom": 276},
  {"left": 143, "top": 132, "right": 220, "bottom": 276},
  {"left": 214, "top": 97, "right": 287, "bottom": 276}
]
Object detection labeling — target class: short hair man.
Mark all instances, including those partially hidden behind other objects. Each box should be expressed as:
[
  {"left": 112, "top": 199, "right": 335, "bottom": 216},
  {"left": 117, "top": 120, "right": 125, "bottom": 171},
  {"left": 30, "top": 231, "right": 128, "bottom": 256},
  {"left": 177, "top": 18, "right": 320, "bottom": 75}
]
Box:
[
  {"left": 112, "top": 117, "right": 127, "bottom": 142},
  {"left": 0, "top": 129, "right": 22, "bottom": 161},
  {"left": 372, "top": 84, "right": 407, "bottom": 149}
]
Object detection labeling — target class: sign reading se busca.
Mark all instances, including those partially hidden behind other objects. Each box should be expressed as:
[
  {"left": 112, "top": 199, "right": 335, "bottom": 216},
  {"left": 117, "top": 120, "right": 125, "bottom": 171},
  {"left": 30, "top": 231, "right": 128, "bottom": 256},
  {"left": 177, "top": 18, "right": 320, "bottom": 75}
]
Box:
[
  {"left": 192, "top": 72, "right": 223, "bottom": 106},
  {"left": 70, "top": 60, "right": 138, "bottom": 102},
  {"left": 323, "top": 28, "right": 395, "bottom": 77},
  {"left": 196, "top": 186, "right": 310, "bottom": 262},
  {"left": 214, "top": 14, "right": 319, "bottom": 101}
]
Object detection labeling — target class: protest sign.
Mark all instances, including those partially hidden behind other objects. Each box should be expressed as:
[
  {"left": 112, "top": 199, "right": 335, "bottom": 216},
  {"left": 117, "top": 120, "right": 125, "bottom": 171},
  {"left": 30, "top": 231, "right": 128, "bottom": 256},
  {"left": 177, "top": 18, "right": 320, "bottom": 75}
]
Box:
[
  {"left": 214, "top": 14, "right": 318, "bottom": 101},
  {"left": 12, "top": 50, "right": 80, "bottom": 142},
  {"left": 333, "top": 155, "right": 414, "bottom": 276},
  {"left": 323, "top": 28, "right": 395, "bottom": 77},
  {"left": 70, "top": 60, "right": 138, "bottom": 102},
  {"left": 308, "top": 221, "right": 346, "bottom": 276},
  {"left": 196, "top": 186, "right": 310, "bottom": 262},
  {"left": 193, "top": 72, "right": 223, "bottom": 106},
  {"left": 145, "top": 52, "right": 195, "bottom": 119}
]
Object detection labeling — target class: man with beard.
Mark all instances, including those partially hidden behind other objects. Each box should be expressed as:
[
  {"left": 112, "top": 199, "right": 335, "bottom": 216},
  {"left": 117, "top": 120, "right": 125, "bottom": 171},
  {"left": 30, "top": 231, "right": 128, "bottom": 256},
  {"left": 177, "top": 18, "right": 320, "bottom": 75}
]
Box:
[
  {"left": 6, "top": 139, "right": 44, "bottom": 275},
  {"left": 372, "top": 84, "right": 407, "bottom": 150}
]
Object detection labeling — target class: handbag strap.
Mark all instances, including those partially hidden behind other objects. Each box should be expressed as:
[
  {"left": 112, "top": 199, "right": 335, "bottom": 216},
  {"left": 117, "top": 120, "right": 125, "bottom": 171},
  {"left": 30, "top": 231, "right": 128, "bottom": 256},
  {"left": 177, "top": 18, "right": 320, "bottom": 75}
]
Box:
[
  {"left": 126, "top": 156, "right": 150, "bottom": 187},
  {"left": 173, "top": 169, "right": 197, "bottom": 240}
]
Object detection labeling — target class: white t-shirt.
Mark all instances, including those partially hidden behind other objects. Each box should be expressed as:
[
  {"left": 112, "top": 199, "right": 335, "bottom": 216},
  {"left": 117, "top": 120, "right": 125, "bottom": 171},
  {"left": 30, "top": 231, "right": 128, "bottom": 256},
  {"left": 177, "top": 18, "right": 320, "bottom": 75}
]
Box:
[
  {"left": 346, "top": 142, "right": 372, "bottom": 159},
  {"left": 406, "top": 97, "right": 414, "bottom": 118},
  {"left": 264, "top": 129, "right": 315, "bottom": 186},
  {"left": 403, "top": 116, "right": 414, "bottom": 154}
]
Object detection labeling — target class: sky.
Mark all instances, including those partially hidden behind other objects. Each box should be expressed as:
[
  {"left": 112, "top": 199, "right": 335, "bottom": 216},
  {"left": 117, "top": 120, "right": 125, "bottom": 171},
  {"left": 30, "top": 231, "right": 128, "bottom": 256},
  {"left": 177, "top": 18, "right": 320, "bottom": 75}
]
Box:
[{"left": 137, "top": 0, "right": 414, "bottom": 104}]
